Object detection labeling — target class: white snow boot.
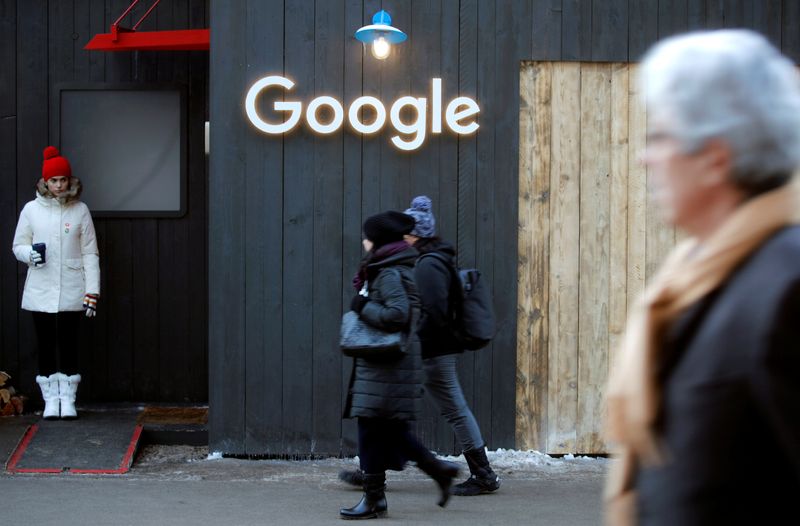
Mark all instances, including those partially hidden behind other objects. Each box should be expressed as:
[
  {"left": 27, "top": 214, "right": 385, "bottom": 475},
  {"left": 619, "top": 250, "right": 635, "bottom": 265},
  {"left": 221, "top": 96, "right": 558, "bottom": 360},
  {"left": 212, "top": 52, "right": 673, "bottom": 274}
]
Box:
[
  {"left": 36, "top": 374, "right": 60, "bottom": 419},
  {"left": 57, "top": 373, "right": 81, "bottom": 419}
]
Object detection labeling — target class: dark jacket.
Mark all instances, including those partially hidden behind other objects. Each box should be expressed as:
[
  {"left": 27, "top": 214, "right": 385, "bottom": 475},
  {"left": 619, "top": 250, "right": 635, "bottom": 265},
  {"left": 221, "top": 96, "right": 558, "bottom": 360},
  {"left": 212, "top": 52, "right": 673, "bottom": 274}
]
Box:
[
  {"left": 344, "top": 246, "right": 424, "bottom": 421},
  {"left": 414, "top": 240, "right": 463, "bottom": 359},
  {"left": 636, "top": 225, "right": 800, "bottom": 526}
]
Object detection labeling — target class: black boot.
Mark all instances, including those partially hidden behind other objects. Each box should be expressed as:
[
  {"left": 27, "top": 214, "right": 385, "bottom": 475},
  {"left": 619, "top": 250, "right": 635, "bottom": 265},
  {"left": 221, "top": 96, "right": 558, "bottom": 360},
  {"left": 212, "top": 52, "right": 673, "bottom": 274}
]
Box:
[
  {"left": 339, "top": 472, "right": 388, "bottom": 520},
  {"left": 339, "top": 468, "right": 365, "bottom": 488},
  {"left": 416, "top": 453, "right": 460, "bottom": 507},
  {"left": 452, "top": 446, "right": 501, "bottom": 496}
]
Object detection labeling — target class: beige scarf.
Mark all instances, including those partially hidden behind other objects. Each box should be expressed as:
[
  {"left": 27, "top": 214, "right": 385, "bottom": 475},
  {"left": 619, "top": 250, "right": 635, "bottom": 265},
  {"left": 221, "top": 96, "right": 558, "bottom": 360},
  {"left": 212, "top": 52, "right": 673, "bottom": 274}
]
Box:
[{"left": 604, "top": 183, "right": 800, "bottom": 526}]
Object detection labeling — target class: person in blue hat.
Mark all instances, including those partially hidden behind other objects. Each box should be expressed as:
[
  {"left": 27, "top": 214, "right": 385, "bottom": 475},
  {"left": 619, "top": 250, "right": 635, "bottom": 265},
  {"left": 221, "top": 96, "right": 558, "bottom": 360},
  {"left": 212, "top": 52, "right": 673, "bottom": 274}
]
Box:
[{"left": 403, "top": 196, "right": 501, "bottom": 496}]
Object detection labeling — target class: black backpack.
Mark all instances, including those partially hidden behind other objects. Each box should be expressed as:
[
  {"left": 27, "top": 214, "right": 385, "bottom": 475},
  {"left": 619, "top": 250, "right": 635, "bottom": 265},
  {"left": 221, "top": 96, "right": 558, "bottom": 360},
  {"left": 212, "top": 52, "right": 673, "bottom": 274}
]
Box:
[{"left": 418, "top": 252, "right": 496, "bottom": 350}]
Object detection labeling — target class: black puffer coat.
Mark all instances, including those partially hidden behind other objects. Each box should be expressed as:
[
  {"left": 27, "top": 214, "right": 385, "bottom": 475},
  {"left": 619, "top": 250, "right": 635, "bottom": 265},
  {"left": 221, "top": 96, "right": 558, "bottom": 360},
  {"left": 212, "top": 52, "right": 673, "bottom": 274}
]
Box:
[
  {"left": 344, "top": 246, "right": 424, "bottom": 421},
  {"left": 414, "top": 240, "right": 463, "bottom": 359}
]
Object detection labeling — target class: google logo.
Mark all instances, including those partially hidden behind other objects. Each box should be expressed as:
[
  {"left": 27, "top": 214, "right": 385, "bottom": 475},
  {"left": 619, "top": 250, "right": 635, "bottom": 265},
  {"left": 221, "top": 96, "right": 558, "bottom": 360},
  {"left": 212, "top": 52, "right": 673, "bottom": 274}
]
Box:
[{"left": 245, "top": 76, "right": 480, "bottom": 151}]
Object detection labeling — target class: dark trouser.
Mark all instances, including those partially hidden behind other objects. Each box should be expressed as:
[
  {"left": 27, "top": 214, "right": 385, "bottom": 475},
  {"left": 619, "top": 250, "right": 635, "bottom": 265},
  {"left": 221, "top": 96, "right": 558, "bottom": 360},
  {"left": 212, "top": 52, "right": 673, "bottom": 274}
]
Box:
[
  {"left": 423, "top": 355, "right": 484, "bottom": 452},
  {"left": 32, "top": 311, "right": 81, "bottom": 376},
  {"left": 357, "top": 417, "right": 431, "bottom": 474}
]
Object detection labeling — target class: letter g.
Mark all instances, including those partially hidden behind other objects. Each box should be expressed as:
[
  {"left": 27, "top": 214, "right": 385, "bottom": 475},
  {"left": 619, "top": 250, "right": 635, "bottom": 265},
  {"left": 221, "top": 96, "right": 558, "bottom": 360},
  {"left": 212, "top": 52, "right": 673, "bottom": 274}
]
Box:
[{"left": 245, "top": 76, "right": 302, "bottom": 134}]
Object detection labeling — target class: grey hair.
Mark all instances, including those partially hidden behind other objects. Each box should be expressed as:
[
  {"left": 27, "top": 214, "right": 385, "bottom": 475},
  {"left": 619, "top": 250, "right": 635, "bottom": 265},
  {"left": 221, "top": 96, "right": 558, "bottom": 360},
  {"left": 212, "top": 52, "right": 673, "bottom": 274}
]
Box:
[{"left": 640, "top": 29, "right": 800, "bottom": 194}]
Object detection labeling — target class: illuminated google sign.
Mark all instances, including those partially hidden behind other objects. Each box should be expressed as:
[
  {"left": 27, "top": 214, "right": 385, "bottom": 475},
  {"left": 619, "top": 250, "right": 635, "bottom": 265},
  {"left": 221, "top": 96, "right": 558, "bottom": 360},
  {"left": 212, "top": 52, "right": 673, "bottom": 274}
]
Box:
[{"left": 245, "top": 76, "right": 480, "bottom": 151}]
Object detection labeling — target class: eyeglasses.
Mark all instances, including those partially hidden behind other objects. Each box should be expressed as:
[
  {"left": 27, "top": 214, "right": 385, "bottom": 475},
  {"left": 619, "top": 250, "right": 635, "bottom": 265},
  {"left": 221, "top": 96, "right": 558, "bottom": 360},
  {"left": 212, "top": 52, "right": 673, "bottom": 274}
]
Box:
[{"left": 645, "top": 130, "right": 675, "bottom": 144}]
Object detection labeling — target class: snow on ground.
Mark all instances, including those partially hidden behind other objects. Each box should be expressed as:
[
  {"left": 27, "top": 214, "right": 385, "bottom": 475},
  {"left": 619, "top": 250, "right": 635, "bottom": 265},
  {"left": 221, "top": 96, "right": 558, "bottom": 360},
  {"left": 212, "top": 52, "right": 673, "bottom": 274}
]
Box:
[
  {"left": 201, "top": 447, "right": 604, "bottom": 470},
  {"left": 131, "top": 444, "right": 607, "bottom": 482},
  {"left": 442, "top": 448, "right": 602, "bottom": 470}
]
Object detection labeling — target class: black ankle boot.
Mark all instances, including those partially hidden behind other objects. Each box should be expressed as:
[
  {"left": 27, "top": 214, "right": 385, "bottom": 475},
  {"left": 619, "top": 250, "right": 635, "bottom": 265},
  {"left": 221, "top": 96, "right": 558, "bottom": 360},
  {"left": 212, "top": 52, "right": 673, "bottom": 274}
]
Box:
[
  {"left": 453, "top": 446, "right": 501, "bottom": 496},
  {"left": 338, "top": 468, "right": 365, "bottom": 487},
  {"left": 416, "top": 454, "right": 460, "bottom": 507},
  {"left": 339, "top": 472, "right": 388, "bottom": 520}
]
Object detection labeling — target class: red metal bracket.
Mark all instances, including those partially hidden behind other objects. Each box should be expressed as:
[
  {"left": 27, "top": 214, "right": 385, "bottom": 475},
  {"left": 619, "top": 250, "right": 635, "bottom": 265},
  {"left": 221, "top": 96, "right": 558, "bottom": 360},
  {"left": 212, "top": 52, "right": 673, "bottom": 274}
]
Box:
[{"left": 84, "top": 0, "right": 209, "bottom": 52}]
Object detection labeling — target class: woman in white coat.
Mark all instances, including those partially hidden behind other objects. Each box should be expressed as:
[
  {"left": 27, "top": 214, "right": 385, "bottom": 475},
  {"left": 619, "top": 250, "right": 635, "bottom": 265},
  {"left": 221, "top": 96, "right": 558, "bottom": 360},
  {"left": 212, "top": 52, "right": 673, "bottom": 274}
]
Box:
[{"left": 12, "top": 146, "right": 100, "bottom": 419}]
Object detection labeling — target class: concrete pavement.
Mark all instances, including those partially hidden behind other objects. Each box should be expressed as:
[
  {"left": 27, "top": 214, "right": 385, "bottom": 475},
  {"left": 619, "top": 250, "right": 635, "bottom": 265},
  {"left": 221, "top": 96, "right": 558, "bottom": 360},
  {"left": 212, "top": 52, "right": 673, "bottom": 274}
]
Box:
[{"left": 1, "top": 444, "right": 607, "bottom": 525}]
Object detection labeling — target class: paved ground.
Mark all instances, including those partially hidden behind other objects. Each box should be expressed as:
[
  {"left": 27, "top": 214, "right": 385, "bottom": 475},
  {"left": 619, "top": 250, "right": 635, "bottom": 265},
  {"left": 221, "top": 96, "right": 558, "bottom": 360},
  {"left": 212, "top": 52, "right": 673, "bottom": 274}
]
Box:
[{"left": 1, "top": 442, "right": 608, "bottom": 525}]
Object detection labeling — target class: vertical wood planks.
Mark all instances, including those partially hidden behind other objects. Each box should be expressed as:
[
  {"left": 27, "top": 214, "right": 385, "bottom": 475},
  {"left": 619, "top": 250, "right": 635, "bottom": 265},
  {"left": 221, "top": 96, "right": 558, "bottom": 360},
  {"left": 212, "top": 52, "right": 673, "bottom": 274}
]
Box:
[
  {"left": 8, "top": 0, "right": 796, "bottom": 457},
  {"left": 607, "top": 63, "right": 629, "bottom": 379},
  {"left": 531, "top": 0, "right": 562, "bottom": 60},
  {"left": 0, "top": 0, "right": 18, "bottom": 390},
  {"left": 455, "top": 0, "right": 479, "bottom": 453},
  {"left": 752, "top": 0, "right": 782, "bottom": 49},
  {"left": 591, "top": 0, "right": 628, "bottom": 61},
  {"left": 185, "top": 0, "right": 209, "bottom": 402},
  {"left": 339, "top": 0, "right": 365, "bottom": 455},
  {"left": 518, "top": 61, "right": 681, "bottom": 453},
  {"left": 15, "top": 0, "right": 49, "bottom": 400},
  {"left": 209, "top": 0, "right": 247, "bottom": 453},
  {"left": 576, "top": 64, "right": 611, "bottom": 453},
  {"left": 626, "top": 65, "right": 647, "bottom": 317},
  {"left": 156, "top": 0, "right": 188, "bottom": 403},
  {"left": 377, "top": 0, "right": 411, "bottom": 211},
  {"left": 243, "top": 0, "right": 285, "bottom": 454},
  {"left": 516, "top": 62, "right": 551, "bottom": 451},
  {"left": 282, "top": 0, "right": 316, "bottom": 455},
  {"left": 472, "top": 0, "right": 497, "bottom": 448},
  {"left": 491, "top": 0, "right": 531, "bottom": 453},
  {"left": 311, "top": 0, "right": 346, "bottom": 455},
  {"left": 658, "top": 0, "right": 688, "bottom": 39},
  {"left": 782, "top": 0, "right": 800, "bottom": 63},
  {"left": 546, "top": 62, "right": 580, "bottom": 453},
  {"left": 561, "top": 0, "right": 592, "bottom": 61},
  {"left": 628, "top": 0, "right": 658, "bottom": 61}
]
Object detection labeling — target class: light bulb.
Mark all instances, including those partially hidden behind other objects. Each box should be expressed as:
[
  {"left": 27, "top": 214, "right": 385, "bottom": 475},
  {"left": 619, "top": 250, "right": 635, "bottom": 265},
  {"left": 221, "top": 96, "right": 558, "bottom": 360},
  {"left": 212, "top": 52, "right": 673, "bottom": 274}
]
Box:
[{"left": 371, "top": 37, "right": 391, "bottom": 59}]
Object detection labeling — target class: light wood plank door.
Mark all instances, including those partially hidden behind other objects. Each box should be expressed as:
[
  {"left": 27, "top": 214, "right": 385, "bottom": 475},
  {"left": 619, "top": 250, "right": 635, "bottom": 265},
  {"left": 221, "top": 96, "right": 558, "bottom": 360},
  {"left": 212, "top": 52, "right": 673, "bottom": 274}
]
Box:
[{"left": 517, "top": 62, "right": 676, "bottom": 454}]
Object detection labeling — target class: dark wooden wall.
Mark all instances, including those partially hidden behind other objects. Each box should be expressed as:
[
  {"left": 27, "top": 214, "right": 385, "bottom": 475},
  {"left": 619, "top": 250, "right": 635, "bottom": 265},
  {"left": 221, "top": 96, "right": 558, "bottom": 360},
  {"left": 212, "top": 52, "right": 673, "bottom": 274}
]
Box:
[
  {"left": 210, "top": 0, "right": 798, "bottom": 456},
  {"left": 3, "top": 0, "right": 791, "bottom": 455},
  {"left": 532, "top": 0, "right": 796, "bottom": 63},
  {"left": 0, "top": 0, "right": 209, "bottom": 404},
  {"left": 210, "top": 0, "right": 521, "bottom": 456}
]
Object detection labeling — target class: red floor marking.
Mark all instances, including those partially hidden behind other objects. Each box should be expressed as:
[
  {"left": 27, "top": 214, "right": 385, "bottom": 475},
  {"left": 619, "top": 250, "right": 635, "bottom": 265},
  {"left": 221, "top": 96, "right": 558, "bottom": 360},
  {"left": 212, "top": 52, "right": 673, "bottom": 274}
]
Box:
[
  {"left": 6, "top": 423, "right": 144, "bottom": 475},
  {"left": 6, "top": 424, "right": 48, "bottom": 473},
  {"left": 68, "top": 424, "right": 143, "bottom": 474}
]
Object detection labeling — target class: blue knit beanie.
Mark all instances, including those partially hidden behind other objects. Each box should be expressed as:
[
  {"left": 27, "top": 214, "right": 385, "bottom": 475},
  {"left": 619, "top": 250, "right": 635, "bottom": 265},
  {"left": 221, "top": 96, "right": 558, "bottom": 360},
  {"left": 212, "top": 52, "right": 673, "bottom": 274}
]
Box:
[{"left": 404, "top": 195, "right": 436, "bottom": 238}]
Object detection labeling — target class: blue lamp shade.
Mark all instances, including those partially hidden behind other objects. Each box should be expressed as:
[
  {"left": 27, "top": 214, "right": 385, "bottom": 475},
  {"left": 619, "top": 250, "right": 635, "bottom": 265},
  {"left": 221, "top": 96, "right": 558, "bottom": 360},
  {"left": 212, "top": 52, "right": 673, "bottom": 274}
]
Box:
[{"left": 355, "top": 10, "right": 407, "bottom": 44}]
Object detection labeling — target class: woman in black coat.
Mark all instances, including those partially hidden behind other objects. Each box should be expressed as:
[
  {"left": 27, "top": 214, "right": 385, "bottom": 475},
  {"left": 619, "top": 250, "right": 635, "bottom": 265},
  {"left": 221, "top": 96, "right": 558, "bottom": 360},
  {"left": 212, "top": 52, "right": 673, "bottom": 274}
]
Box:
[{"left": 340, "top": 210, "right": 459, "bottom": 520}]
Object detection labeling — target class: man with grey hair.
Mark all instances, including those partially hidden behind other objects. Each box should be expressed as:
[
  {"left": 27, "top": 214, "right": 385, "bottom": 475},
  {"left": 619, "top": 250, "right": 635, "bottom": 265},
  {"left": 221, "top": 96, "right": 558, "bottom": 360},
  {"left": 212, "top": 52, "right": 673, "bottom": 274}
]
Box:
[{"left": 605, "top": 30, "right": 800, "bottom": 525}]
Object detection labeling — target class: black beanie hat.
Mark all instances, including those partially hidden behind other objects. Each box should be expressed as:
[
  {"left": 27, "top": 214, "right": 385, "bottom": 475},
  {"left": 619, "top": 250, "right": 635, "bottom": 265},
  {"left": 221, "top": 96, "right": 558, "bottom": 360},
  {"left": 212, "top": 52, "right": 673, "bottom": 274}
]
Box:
[{"left": 363, "top": 210, "right": 416, "bottom": 248}]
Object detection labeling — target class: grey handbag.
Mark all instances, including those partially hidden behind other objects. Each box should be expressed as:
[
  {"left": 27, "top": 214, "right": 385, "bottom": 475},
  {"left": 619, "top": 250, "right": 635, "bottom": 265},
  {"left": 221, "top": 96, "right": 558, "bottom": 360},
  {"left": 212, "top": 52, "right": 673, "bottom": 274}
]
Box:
[{"left": 339, "top": 311, "right": 407, "bottom": 359}]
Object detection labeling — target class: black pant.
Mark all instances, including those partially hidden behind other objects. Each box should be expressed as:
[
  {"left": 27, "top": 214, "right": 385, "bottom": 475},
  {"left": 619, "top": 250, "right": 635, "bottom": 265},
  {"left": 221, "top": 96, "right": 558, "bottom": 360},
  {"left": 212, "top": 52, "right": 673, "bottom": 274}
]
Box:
[
  {"left": 32, "top": 311, "right": 81, "bottom": 376},
  {"left": 357, "top": 417, "right": 432, "bottom": 474}
]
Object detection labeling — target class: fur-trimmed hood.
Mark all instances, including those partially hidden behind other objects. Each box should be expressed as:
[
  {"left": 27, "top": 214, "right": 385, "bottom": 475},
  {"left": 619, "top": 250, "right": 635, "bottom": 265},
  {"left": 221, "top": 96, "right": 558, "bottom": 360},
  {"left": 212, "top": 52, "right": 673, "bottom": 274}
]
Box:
[{"left": 35, "top": 176, "right": 83, "bottom": 205}]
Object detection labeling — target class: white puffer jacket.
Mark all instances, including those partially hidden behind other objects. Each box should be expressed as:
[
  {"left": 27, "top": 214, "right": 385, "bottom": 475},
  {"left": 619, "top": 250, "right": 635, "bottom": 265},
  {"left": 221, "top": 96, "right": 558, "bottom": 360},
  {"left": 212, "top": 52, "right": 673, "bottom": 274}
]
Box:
[{"left": 12, "top": 183, "right": 100, "bottom": 313}]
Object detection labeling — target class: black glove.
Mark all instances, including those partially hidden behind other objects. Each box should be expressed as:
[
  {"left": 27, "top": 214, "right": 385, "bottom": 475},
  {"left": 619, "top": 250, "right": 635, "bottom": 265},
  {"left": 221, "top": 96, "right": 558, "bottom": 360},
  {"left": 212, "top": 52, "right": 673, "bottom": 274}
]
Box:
[{"left": 350, "top": 294, "right": 370, "bottom": 313}]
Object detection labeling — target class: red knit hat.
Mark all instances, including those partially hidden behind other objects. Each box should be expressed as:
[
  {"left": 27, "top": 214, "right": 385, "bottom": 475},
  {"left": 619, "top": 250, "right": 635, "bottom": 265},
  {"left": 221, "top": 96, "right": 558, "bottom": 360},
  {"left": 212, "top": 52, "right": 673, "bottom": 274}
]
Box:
[{"left": 42, "top": 146, "right": 71, "bottom": 181}]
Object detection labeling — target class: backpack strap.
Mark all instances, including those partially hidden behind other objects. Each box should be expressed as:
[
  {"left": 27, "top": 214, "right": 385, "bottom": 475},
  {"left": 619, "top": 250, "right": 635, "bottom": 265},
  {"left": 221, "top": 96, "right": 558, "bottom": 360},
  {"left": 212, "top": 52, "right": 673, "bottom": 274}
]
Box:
[
  {"left": 417, "top": 251, "right": 454, "bottom": 269},
  {"left": 417, "top": 251, "right": 462, "bottom": 315},
  {"left": 417, "top": 252, "right": 457, "bottom": 285}
]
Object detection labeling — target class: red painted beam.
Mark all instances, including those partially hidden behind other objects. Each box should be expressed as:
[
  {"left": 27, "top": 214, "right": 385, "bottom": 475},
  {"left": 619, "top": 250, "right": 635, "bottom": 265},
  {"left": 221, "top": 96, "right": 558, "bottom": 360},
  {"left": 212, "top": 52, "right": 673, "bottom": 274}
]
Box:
[{"left": 84, "top": 29, "right": 209, "bottom": 51}]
